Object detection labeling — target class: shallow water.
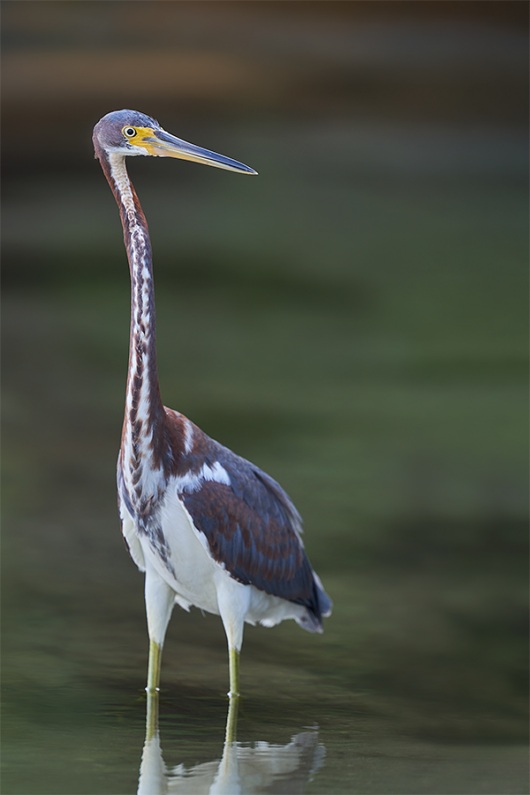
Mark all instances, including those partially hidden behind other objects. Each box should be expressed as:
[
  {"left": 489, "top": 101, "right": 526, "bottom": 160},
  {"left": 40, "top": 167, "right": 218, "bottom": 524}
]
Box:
[
  {"left": 2, "top": 5, "right": 528, "bottom": 794},
  {"left": 3, "top": 602, "right": 528, "bottom": 795}
]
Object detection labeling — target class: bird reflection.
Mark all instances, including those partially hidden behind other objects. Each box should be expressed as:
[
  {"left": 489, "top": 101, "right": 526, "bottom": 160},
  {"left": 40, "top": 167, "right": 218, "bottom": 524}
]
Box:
[{"left": 138, "top": 693, "right": 326, "bottom": 795}]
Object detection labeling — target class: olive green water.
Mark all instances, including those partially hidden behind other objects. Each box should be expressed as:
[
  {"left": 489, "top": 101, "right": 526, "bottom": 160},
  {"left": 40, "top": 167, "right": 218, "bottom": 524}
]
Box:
[{"left": 2, "top": 4, "right": 528, "bottom": 794}]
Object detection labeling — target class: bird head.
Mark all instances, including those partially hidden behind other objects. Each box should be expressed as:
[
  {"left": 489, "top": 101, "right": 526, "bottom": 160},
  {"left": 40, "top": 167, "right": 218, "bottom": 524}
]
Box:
[{"left": 93, "top": 109, "right": 257, "bottom": 174}]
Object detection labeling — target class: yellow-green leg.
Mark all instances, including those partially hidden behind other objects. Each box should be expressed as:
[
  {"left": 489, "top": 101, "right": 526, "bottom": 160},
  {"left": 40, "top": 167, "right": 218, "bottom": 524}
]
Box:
[
  {"left": 146, "top": 639, "right": 162, "bottom": 692},
  {"left": 144, "top": 569, "right": 174, "bottom": 693},
  {"left": 228, "top": 647, "right": 240, "bottom": 700},
  {"left": 217, "top": 585, "right": 245, "bottom": 700}
]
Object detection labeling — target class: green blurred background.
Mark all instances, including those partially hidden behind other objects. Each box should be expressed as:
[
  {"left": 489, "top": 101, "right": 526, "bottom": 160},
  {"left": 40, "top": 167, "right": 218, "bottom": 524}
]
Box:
[{"left": 2, "top": 2, "right": 528, "bottom": 794}]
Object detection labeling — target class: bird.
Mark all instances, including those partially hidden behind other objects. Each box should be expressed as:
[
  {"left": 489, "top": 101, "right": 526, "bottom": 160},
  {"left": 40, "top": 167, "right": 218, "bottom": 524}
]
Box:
[{"left": 92, "top": 109, "right": 332, "bottom": 699}]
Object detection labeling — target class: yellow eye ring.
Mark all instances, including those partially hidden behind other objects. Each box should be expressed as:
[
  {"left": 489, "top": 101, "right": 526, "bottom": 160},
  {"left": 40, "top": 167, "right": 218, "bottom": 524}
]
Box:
[{"left": 123, "top": 126, "right": 137, "bottom": 139}]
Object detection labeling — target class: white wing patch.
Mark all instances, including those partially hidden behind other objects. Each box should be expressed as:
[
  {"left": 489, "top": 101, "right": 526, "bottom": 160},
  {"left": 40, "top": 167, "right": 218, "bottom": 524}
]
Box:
[
  {"left": 204, "top": 461, "right": 231, "bottom": 485},
  {"left": 176, "top": 461, "right": 231, "bottom": 494}
]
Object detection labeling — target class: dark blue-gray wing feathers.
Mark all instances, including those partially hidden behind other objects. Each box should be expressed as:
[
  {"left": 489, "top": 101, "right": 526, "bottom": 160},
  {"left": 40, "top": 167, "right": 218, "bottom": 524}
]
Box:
[{"left": 176, "top": 438, "right": 331, "bottom": 627}]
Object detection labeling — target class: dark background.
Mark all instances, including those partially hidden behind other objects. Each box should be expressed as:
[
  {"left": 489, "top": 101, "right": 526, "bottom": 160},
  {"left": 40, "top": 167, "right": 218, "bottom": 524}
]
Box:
[{"left": 2, "top": 3, "right": 528, "bottom": 794}]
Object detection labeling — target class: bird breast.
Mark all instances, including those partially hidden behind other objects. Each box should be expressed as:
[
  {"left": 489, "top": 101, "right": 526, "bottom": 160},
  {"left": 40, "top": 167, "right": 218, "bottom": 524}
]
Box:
[{"left": 119, "top": 478, "right": 223, "bottom": 615}]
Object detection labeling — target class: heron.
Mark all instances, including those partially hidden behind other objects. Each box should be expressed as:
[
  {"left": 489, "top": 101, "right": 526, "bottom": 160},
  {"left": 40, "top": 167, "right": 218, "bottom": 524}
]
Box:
[{"left": 92, "top": 109, "right": 332, "bottom": 699}]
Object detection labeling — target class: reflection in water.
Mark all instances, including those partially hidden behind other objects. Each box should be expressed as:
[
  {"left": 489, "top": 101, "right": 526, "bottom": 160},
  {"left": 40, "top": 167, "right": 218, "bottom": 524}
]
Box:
[{"left": 138, "top": 694, "right": 325, "bottom": 795}]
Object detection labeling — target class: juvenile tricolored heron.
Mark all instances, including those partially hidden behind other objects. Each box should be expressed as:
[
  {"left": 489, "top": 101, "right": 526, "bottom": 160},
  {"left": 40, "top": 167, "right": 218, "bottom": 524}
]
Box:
[{"left": 92, "top": 109, "right": 332, "bottom": 698}]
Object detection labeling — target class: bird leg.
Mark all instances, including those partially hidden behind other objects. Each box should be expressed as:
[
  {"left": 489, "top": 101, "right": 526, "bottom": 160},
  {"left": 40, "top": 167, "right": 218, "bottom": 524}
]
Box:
[
  {"left": 215, "top": 579, "right": 248, "bottom": 699},
  {"left": 146, "top": 639, "right": 162, "bottom": 692},
  {"left": 228, "top": 647, "right": 240, "bottom": 700},
  {"left": 144, "top": 568, "right": 175, "bottom": 692}
]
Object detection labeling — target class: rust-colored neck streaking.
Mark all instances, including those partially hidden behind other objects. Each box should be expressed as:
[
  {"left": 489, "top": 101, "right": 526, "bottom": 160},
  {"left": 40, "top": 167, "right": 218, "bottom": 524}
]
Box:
[{"left": 96, "top": 145, "right": 166, "bottom": 504}]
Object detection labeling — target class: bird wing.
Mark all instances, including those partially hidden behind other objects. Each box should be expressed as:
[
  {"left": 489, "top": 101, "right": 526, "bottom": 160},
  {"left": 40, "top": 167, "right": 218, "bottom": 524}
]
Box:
[{"left": 174, "top": 439, "right": 319, "bottom": 611}]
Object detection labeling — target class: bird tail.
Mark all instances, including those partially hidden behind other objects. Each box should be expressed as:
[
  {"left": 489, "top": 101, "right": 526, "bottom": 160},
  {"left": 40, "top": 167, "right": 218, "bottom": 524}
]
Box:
[
  {"left": 313, "top": 572, "right": 333, "bottom": 618},
  {"left": 297, "top": 573, "right": 333, "bottom": 633}
]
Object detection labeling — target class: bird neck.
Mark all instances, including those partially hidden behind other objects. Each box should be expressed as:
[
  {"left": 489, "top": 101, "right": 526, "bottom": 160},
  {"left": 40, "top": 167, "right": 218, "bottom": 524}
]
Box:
[{"left": 103, "top": 152, "right": 166, "bottom": 487}]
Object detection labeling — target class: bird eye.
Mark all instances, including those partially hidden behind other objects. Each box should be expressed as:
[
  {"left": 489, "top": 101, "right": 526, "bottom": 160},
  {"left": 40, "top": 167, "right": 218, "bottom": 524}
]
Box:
[{"left": 123, "top": 127, "right": 137, "bottom": 139}]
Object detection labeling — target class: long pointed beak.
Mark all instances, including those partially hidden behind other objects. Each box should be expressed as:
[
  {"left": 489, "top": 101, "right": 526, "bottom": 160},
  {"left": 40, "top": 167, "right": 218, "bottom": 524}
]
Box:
[{"left": 149, "top": 129, "right": 257, "bottom": 174}]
